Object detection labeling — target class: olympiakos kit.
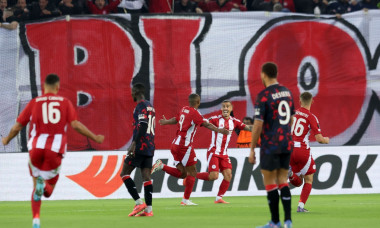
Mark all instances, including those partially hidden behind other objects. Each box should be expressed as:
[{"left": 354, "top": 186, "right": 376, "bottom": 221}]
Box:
[
  {"left": 290, "top": 107, "right": 322, "bottom": 175},
  {"left": 207, "top": 115, "right": 246, "bottom": 172},
  {"left": 254, "top": 83, "right": 295, "bottom": 170},
  {"left": 171, "top": 106, "right": 208, "bottom": 167},
  {"left": 16, "top": 93, "right": 77, "bottom": 183}
]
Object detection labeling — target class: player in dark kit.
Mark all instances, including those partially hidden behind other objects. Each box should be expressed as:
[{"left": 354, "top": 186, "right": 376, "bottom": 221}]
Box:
[
  {"left": 120, "top": 83, "right": 156, "bottom": 217},
  {"left": 249, "top": 62, "right": 295, "bottom": 228}
]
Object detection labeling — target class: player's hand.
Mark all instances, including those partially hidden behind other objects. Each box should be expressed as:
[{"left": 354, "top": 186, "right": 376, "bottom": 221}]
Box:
[
  {"left": 324, "top": 137, "right": 330, "bottom": 144},
  {"left": 159, "top": 115, "right": 167, "bottom": 125},
  {"left": 218, "top": 128, "right": 230, "bottom": 135},
  {"left": 127, "top": 141, "right": 136, "bottom": 158},
  {"left": 248, "top": 149, "right": 256, "bottom": 164},
  {"left": 2, "top": 137, "right": 9, "bottom": 146},
  {"left": 94, "top": 135, "right": 105, "bottom": 144}
]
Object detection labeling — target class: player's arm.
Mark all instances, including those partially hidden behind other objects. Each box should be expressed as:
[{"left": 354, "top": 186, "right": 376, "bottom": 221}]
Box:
[
  {"left": 127, "top": 121, "right": 148, "bottom": 157},
  {"left": 315, "top": 134, "right": 329, "bottom": 144},
  {"left": 1, "top": 122, "right": 24, "bottom": 145},
  {"left": 201, "top": 121, "right": 230, "bottom": 135},
  {"left": 249, "top": 119, "right": 263, "bottom": 164},
  {"left": 159, "top": 115, "right": 177, "bottom": 125},
  {"left": 243, "top": 125, "right": 253, "bottom": 132},
  {"left": 71, "top": 120, "right": 104, "bottom": 143}
]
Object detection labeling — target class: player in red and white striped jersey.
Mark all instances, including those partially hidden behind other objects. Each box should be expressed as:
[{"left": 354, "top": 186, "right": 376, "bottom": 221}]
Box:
[
  {"left": 196, "top": 100, "right": 252, "bottom": 203},
  {"left": 288, "top": 92, "right": 329, "bottom": 213},
  {"left": 2, "top": 74, "right": 104, "bottom": 228},
  {"left": 151, "top": 94, "right": 229, "bottom": 205}
]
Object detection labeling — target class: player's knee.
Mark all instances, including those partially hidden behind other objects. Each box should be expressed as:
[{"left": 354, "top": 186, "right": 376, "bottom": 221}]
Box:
[
  {"left": 180, "top": 172, "right": 187, "bottom": 179},
  {"left": 224, "top": 173, "right": 232, "bottom": 181},
  {"left": 209, "top": 173, "right": 218, "bottom": 180}
]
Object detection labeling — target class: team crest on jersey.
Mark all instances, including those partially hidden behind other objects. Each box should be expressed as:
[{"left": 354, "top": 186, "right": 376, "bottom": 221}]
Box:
[{"left": 212, "top": 164, "right": 216, "bottom": 169}]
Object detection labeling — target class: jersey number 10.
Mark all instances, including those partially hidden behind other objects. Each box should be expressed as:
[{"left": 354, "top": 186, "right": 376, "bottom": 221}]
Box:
[{"left": 42, "top": 102, "right": 61, "bottom": 124}]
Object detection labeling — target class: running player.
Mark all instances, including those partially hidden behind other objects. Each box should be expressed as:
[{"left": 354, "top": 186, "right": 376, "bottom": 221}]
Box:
[
  {"left": 151, "top": 93, "right": 229, "bottom": 205},
  {"left": 249, "top": 62, "right": 294, "bottom": 228},
  {"left": 120, "top": 83, "right": 156, "bottom": 217},
  {"left": 1, "top": 74, "right": 104, "bottom": 228},
  {"left": 288, "top": 92, "right": 329, "bottom": 212},
  {"left": 196, "top": 100, "right": 252, "bottom": 204}
]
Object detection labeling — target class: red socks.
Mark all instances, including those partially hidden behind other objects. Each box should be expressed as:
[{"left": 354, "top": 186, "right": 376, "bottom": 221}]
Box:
[
  {"left": 183, "top": 176, "right": 195, "bottom": 199},
  {"left": 31, "top": 190, "right": 41, "bottom": 219},
  {"left": 163, "top": 165, "right": 182, "bottom": 178},
  {"left": 43, "top": 182, "right": 53, "bottom": 198},
  {"left": 217, "top": 180, "right": 230, "bottom": 197},
  {"left": 196, "top": 172, "right": 210, "bottom": 181},
  {"left": 300, "top": 183, "right": 312, "bottom": 204},
  {"left": 289, "top": 173, "right": 303, "bottom": 187}
]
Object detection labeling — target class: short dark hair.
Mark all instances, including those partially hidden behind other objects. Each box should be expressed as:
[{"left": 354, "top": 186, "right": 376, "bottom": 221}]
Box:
[
  {"left": 132, "top": 83, "right": 145, "bottom": 95},
  {"left": 222, "top": 100, "right": 232, "bottom": 104},
  {"left": 300, "top": 92, "right": 313, "bottom": 104},
  {"left": 261, "top": 62, "right": 278, "bottom": 78},
  {"left": 45, "top": 74, "right": 60, "bottom": 85},
  {"left": 188, "top": 93, "right": 200, "bottom": 106},
  {"left": 243, "top": 116, "right": 253, "bottom": 124}
]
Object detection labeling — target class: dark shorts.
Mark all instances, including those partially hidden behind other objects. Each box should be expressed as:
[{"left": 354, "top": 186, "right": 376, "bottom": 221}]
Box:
[
  {"left": 260, "top": 153, "right": 291, "bottom": 171},
  {"left": 124, "top": 153, "right": 153, "bottom": 169}
]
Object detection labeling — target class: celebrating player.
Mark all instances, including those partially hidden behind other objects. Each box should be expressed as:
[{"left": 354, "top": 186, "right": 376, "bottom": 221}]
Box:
[
  {"left": 249, "top": 62, "right": 294, "bottom": 228},
  {"left": 195, "top": 100, "right": 252, "bottom": 204},
  {"left": 1, "top": 74, "right": 104, "bottom": 228},
  {"left": 288, "top": 92, "right": 329, "bottom": 212},
  {"left": 151, "top": 93, "right": 229, "bottom": 205},
  {"left": 119, "top": 83, "right": 156, "bottom": 217}
]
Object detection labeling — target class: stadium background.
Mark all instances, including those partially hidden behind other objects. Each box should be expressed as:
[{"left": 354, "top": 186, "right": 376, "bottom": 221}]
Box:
[{"left": 0, "top": 10, "right": 379, "bottom": 200}]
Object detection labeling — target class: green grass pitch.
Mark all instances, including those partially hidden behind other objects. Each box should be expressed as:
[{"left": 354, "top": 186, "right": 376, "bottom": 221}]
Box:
[{"left": 1, "top": 194, "right": 379, "bottom": 228}]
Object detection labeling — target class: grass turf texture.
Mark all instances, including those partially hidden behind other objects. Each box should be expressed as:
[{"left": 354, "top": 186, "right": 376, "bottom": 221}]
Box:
[{"left": 1, "top": 194, "right": 379, "bottom": 228}]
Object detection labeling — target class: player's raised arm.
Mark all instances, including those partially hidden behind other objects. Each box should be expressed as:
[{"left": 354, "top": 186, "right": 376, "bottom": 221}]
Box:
[
  {"left": 159, "top": 115, "right": 178, "bottom": 125},
  {"left": 201, "top": 121, "right": 230, "bottom": 135},
  {"left": 71, "top": 120, "right": 104, "bottom": 144},
  {"left": 1, "top": 122, "right": 24, "bottom": 146},
  {"left": 315, "top": 134, "right": 329, "bottom": 144}
]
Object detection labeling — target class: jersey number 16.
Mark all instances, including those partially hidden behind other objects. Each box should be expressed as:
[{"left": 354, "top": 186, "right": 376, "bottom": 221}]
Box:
[{"left": 42, "top": 102, "right": 61, "bottom": 124}]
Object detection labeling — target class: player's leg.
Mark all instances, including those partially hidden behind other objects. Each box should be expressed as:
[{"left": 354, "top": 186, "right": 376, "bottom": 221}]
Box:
[
  {"left": 135, "top": 164, "right": 154, "bottom": 217},
  {"left": 120, "top": 156, "right": 146, "bottom": 216},
  {"left": 152, "top": 145, "right": 186, "bottom": 178},
  {"left": 29, "top": 149, "right": 62, "bottom": 228},
  {"left": 277, "top": 168, "right": 292, "bottom": 228},
  {"left": 296, "top": 154, "right": 315, "bottom": 213},
  {"left": 288, "top": 150, "right": 303, "bottom": 187},
  {"left": 181, "top": 147, "right": 199, "bottom": 205},
  {"left": 298, "top": 174, "right": 314, "bottom": 212},
  {"left": 196, "top": 151, "right": 214, "bottom": 181},
  {"left": 181, "top": 164, "right": 197, "bottom": 205},
  {"left": 215, "top": 156, "right": 232, "bottom": 204},
  {"left": 257, "top": 153, "right": 282, "bottom": 228},
  {"left": 259, "top": 169, "right": 281, "bottom": 228}
]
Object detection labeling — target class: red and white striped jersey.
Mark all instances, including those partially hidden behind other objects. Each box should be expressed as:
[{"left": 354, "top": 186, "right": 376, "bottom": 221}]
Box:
[
  {"left": 208, "top": 115, "right": 246, "bottom": 156},
  {"left": 172, "top": 106, "right": 208, "bottom": 147},
  {"left": 291, "top": 107, "right": 322, "bottom": 150},
  {"left": 17, "top": 93, "right": 77, "bottom": 155}
]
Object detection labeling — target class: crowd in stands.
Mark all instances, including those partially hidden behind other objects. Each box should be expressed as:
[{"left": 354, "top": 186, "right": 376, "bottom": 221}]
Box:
[{"left": 0, "top": 0, "right": 379, "bottom": 28}]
